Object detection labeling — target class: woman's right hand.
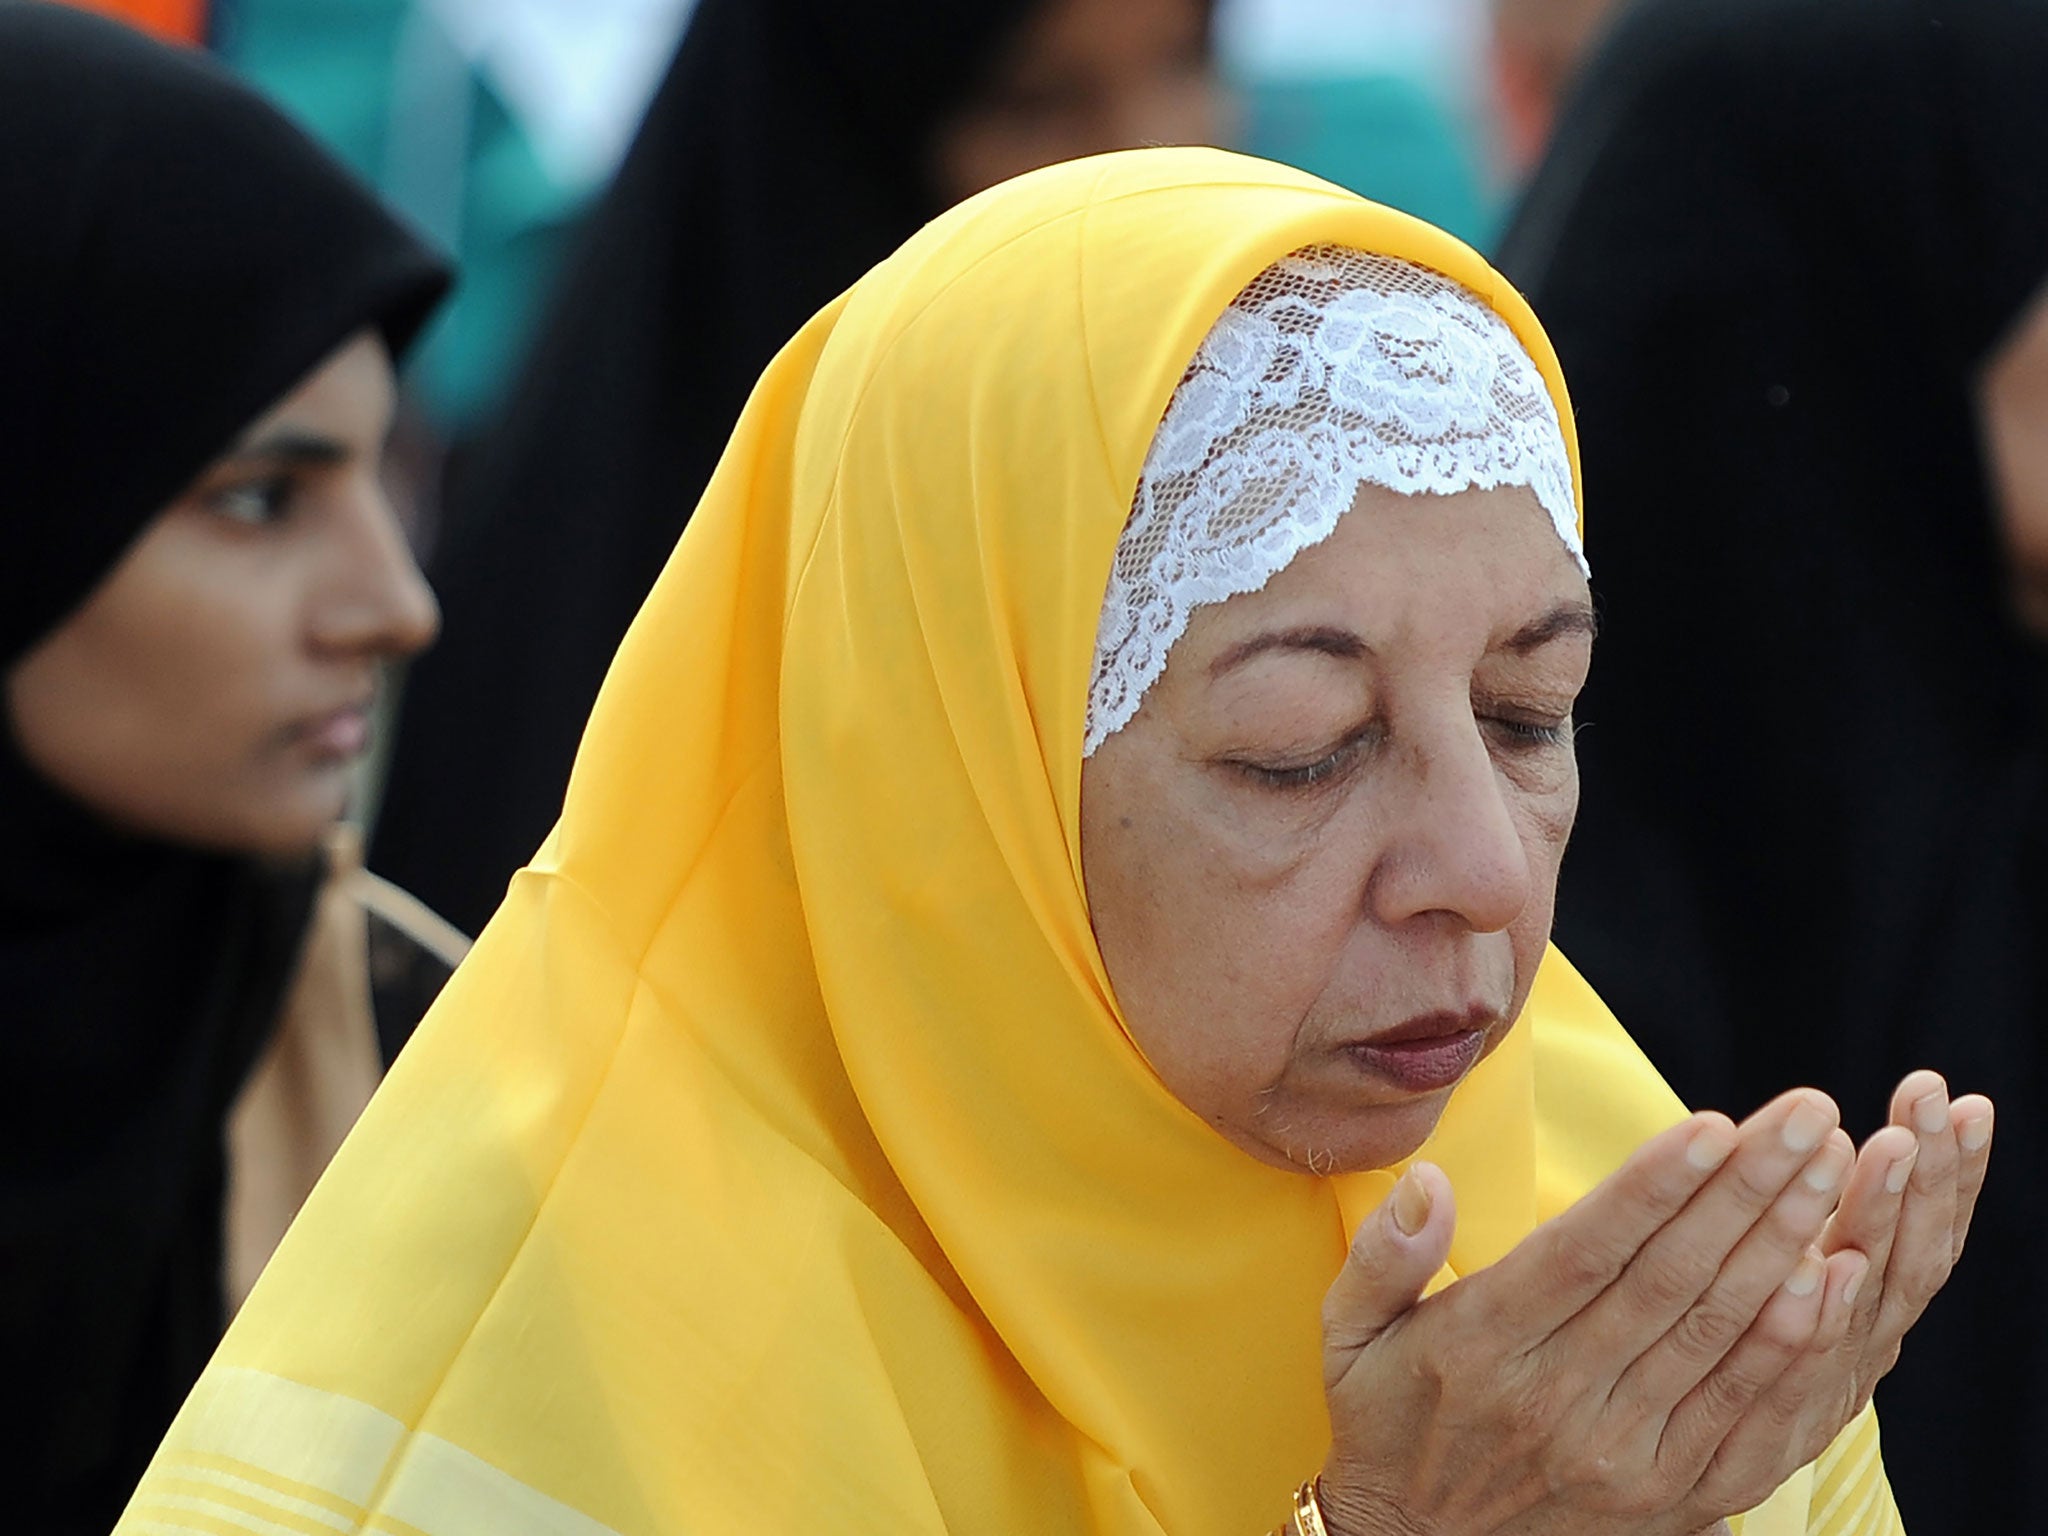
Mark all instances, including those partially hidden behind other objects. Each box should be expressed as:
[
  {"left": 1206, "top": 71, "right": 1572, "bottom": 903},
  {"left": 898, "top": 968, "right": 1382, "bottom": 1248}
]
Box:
[{"left": 1315, "top": 1091, "right": 1868, "bottom": 1536}]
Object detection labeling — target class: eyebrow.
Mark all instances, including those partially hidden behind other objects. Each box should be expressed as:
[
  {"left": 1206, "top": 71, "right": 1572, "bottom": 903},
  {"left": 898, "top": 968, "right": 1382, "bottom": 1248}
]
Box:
[
  {"left": 1208, "top": 625, "right": 1370, "bottom": 679},
  {"left": 223, "top": 427, "right": 352, "bottom": 467},
  {"left": 1503, "top": 601, "right": 1599, "bottom": 653},
  {"left": 1207, "top": 602, "right": 1597, "bottom": 681}
]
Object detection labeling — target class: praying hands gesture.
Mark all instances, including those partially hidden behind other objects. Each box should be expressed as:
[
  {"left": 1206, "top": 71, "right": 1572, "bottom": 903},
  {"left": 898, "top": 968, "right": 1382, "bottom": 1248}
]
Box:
[{"left": 1316, "top": 1072, "right": 1993, "bottom": 1536}]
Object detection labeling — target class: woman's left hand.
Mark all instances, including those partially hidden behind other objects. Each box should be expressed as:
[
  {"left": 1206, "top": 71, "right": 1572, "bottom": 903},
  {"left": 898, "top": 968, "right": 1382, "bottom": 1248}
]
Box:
[{"left": 1686, "top": 1070, "right": 1993, "bottom": 1504}]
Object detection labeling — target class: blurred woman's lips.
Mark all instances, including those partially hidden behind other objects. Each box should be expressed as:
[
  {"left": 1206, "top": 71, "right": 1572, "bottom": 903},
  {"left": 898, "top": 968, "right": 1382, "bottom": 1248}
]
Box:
[
  {"left": 1343, "top": 1009, "right": 1497, "bottom": 1094},
  {"left": 291, "top": 701, "right": 371, "bottom": 761}
]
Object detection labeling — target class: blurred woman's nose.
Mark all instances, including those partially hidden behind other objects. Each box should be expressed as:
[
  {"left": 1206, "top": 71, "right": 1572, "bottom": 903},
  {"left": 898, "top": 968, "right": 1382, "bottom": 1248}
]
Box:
[
  {"left": 1367, "top": 717, "right": 1532, "bottom": 935},
  {"left": 308, "top": 479, "right": 440, "bottom": 659}
]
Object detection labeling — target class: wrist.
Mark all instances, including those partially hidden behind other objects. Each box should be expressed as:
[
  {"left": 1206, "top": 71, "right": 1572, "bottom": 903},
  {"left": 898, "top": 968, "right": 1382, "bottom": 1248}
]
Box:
[{"left": 1307, "top": 1471, "right": 1405, "bottom": 1536}]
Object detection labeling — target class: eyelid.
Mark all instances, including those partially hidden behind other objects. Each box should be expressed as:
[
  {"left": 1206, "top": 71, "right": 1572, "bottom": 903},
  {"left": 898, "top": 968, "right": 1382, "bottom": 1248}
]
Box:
[
  {"left": 1485, "top": 712, "right": 1574, "bottom": 748},
  {"left": 1227, "top": 721, "right": 1380, "bottom": 789},
  {"left": 1472, "top": 679, "right": 1584, "bottom": 723}
]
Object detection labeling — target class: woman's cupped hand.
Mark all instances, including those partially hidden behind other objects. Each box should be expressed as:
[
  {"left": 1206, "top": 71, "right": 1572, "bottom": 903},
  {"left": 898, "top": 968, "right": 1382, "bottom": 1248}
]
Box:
[{"left": 1315, "top": 1071, "right": 1993, "bottom": 1536}]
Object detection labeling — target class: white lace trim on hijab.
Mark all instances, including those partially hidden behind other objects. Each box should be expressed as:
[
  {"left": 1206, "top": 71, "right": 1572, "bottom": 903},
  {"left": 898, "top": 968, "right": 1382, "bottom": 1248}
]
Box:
[{"left": 1083, "top": 245, "right": 1583, "bottom": 757}]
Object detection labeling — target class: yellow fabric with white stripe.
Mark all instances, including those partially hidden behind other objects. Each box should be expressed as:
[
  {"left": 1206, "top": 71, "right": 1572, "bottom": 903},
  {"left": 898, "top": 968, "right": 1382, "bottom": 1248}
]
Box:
[{"left": 118, "top": 148, "right": 1900, "bottom": 1536}]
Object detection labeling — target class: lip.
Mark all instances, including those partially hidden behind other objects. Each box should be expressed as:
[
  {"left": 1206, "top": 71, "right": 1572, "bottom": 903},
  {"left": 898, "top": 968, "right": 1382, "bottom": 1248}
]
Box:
[
  {"left": 1343, "top": 1008, "right": 1498, "bottom": 1095},
  {"left": 292, "top": 699, "right": 373, "bottom": 761}
]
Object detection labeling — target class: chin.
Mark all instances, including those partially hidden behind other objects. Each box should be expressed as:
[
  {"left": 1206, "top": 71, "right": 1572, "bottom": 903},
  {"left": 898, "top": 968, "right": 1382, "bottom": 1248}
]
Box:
[
  {"left": 244, "top": 820, "right": 341, "bottom": 860},
  {"left": 175, "top": 813, "right": 334, "bottom": 861},
  {"left": 1256, "top": 1093, "right": 1452, "bottom": 1177},
  {"left": 1326, "top": 1112, "right": 1446, "bottom": 1175},
  {"left": 212, "top": 779, "right": 349, "bottom": 860}
]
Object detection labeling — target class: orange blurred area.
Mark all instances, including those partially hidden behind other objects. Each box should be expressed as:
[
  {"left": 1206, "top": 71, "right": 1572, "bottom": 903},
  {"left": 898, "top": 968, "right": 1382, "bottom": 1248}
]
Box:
[{"left": 51, "top": 0, "right": 206, "bottom": 45}]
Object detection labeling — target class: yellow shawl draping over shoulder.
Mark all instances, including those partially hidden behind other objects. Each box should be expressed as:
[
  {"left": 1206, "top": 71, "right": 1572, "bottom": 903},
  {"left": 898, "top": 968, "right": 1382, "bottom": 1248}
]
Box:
[{"left": 117, "top": 149, "right": 1897, "bottom": 1536}]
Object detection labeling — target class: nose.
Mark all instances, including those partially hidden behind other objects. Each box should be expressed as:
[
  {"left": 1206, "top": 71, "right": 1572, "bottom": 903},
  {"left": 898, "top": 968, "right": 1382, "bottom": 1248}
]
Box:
[
  {"left": 1366, "top": 718, "right": 1533, "bottom": 935},
  {"left": 307, "top": 477, "right": 441, "bottom": 660}
]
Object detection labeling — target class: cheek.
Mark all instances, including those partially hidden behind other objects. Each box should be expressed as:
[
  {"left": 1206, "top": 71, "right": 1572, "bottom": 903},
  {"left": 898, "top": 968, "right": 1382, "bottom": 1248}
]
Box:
[
  {"left": 1505, "top": 767, "right": 1578, "bottom": 997},
  {"left": 44, "top": 549, "right": 304, "bottom": 781},
  {"left": 111, "top": 578, "right": 294, "bottom": 745},
  {"left": 1526, "top": 749, "right": 1580, "bottom": 871},
  {"left": 1085, "top": 763, "right": 1358, "bottom": 1098}
]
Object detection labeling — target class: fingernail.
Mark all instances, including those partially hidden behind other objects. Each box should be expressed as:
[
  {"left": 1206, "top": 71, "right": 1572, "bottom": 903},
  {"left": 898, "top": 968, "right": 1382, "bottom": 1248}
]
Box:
[
  {"left": 1783, "top": 1098, "right": 1833, "bottom": 1154},
  {"left": 1687, "top": 1120, "right": 1737, "bottom": 1171},
  {"left": 1801, "top": 1146, "right": 1845, "bottom": 1194},
  {"left": 1960, "top": 1112, "right": 1992, "bottom": 1153},
  {"left": 1913, "top": 1089, "right": 1948, "bottom": 1136},
  {"left": 1390, "top": 1169, "right": 1432, "bottom": 1238},
  {"left": 1785, "top": 1249, "right": 1824, "bottom": 1298},
  {"left": 1885, "top": 1144, "right": 1918, "bottom": 1194},
  {"left": 1843, "top": 1257, "right": 1870, "bottom": 1309}
]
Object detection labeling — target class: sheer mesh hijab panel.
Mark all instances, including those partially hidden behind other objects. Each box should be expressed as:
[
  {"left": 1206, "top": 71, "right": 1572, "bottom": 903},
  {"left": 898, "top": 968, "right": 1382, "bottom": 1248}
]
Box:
[{"left": 1085, "top": 246, "right": 1582, "bottom": 755}]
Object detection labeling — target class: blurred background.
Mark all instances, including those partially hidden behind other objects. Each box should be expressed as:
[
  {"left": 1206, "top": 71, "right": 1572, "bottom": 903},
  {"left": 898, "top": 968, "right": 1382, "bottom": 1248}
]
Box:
[
  {"left": 68, "top": 0, "right": 1571, "bottom": 434},
  {"left": 22, "top": 2, "right": 2046, "bottom": 1533}
]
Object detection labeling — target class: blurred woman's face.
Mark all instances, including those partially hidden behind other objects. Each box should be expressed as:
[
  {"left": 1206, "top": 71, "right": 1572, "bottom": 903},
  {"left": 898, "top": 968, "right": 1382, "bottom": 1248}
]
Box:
[
  {"left": 1080, "top": 486, "right": 1591, "bottom": 1176},
  {"left": 1982, "top": 278, "right": 2048, "bottom": 636},
  {"left": 931, "top": 0, "right": 1219, "bottom": 204},
  {"left": 6, "top": 329, "right": 439, "bottom": 857}
]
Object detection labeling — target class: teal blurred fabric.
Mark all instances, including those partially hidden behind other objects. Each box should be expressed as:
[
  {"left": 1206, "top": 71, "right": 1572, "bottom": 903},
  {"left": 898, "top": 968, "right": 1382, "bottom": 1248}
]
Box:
[
  {"left": 222, "top": 8, "right": 1497, "bottom": 425},
  {"left": 1235, "top": 71, "right": 1497, "bottom": 250},
  {"left": 216, "top": 0, "right": 587, "bottom": 428}
]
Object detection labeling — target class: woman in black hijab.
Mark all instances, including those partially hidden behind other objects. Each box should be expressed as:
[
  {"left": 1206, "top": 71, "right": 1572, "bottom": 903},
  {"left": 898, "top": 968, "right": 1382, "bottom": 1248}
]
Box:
[
  {"left": 0, "top": 6, "right": 448, "bottom": 1527},
  {"left": 370, "top": 0, "right": 1219, "bottom": 944},
  {"left": 1495, "top": 0, "right": 2048, "bottom": 1527}
]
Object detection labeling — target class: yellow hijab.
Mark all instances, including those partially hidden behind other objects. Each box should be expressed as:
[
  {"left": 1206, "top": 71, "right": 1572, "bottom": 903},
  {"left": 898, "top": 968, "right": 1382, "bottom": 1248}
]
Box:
[{"left": 120, "top": 149, "right": 1893, "bottom": 1536}]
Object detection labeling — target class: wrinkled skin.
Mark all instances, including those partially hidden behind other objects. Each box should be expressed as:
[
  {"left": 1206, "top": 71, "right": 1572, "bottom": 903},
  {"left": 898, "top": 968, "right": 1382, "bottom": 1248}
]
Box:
[
  {"left": 1084, "top": 483, "right": 1585, "bottom": 1177},
  {"left": 1080, "top": 484, "right": 1992, "bottom": 1533}
]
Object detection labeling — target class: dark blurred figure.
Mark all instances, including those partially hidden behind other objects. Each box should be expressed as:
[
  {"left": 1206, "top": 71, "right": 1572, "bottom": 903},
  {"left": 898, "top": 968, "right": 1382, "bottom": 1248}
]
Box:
[
  {"left": 0, "top": 6, "right": 450, "bottom": 1529},
  {"left": 1487, "top": 0, "right": 1628, "bottom": 179},
  {"left": 371, "top": 0, "right": 1221, "bottom": 948},
  {"left": 1497, "top": 1, "right": 2048, "bottom": 1529}
]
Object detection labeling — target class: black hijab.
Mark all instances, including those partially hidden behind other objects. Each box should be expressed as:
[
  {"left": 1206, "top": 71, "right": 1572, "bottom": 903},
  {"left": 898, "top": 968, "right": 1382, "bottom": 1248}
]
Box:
[
  {"left": 0, "top": 6, "right": 447, "bottom": 1528},
  {"left": 1496, "top": 1, "right": 2048, "bottom": 1527},
  {"left": 368, "top": 0, "right": 1038, "bottom": 945}
]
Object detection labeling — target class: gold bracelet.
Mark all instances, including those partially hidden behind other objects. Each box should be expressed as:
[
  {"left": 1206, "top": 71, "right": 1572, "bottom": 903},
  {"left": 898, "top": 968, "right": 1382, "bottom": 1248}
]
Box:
[
  {"left": 1290, "top": 1478, "right": 1332, "bottom": 1536},
  {"left": 1265, "top": 1479, "right": 1333, "bottom": 1536}
]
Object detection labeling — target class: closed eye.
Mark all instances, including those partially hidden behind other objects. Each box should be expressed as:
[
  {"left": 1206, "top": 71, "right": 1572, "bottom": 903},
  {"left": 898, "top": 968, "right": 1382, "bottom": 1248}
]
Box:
[
  {"left": 1227, "top": 724, "right": 1380, "bottom": 791},
  {"left": 1485, "top": 714, "right": 1573, "bottom": 750}
]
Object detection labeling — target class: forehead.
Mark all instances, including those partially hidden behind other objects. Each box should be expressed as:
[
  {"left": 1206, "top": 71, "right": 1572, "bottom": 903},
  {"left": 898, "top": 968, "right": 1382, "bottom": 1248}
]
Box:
[
  {"left": 236, "top": 330, "right": 394, "bottom": 447},
  {"left": 1180, "top": 482, "right": 1589, "bottom": 657}
]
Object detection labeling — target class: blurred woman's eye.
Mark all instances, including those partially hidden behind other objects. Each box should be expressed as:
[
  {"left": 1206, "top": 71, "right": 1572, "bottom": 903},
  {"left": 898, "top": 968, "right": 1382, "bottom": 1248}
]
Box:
[{"left": 206, "top": 473, "right": 297, "bottom": 527}]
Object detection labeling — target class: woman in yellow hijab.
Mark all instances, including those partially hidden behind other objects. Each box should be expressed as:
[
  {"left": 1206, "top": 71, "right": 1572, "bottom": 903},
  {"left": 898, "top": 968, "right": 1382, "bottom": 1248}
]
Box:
[{"left": 118, "top": 149, "right": 1988, "bottom": 1536}]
